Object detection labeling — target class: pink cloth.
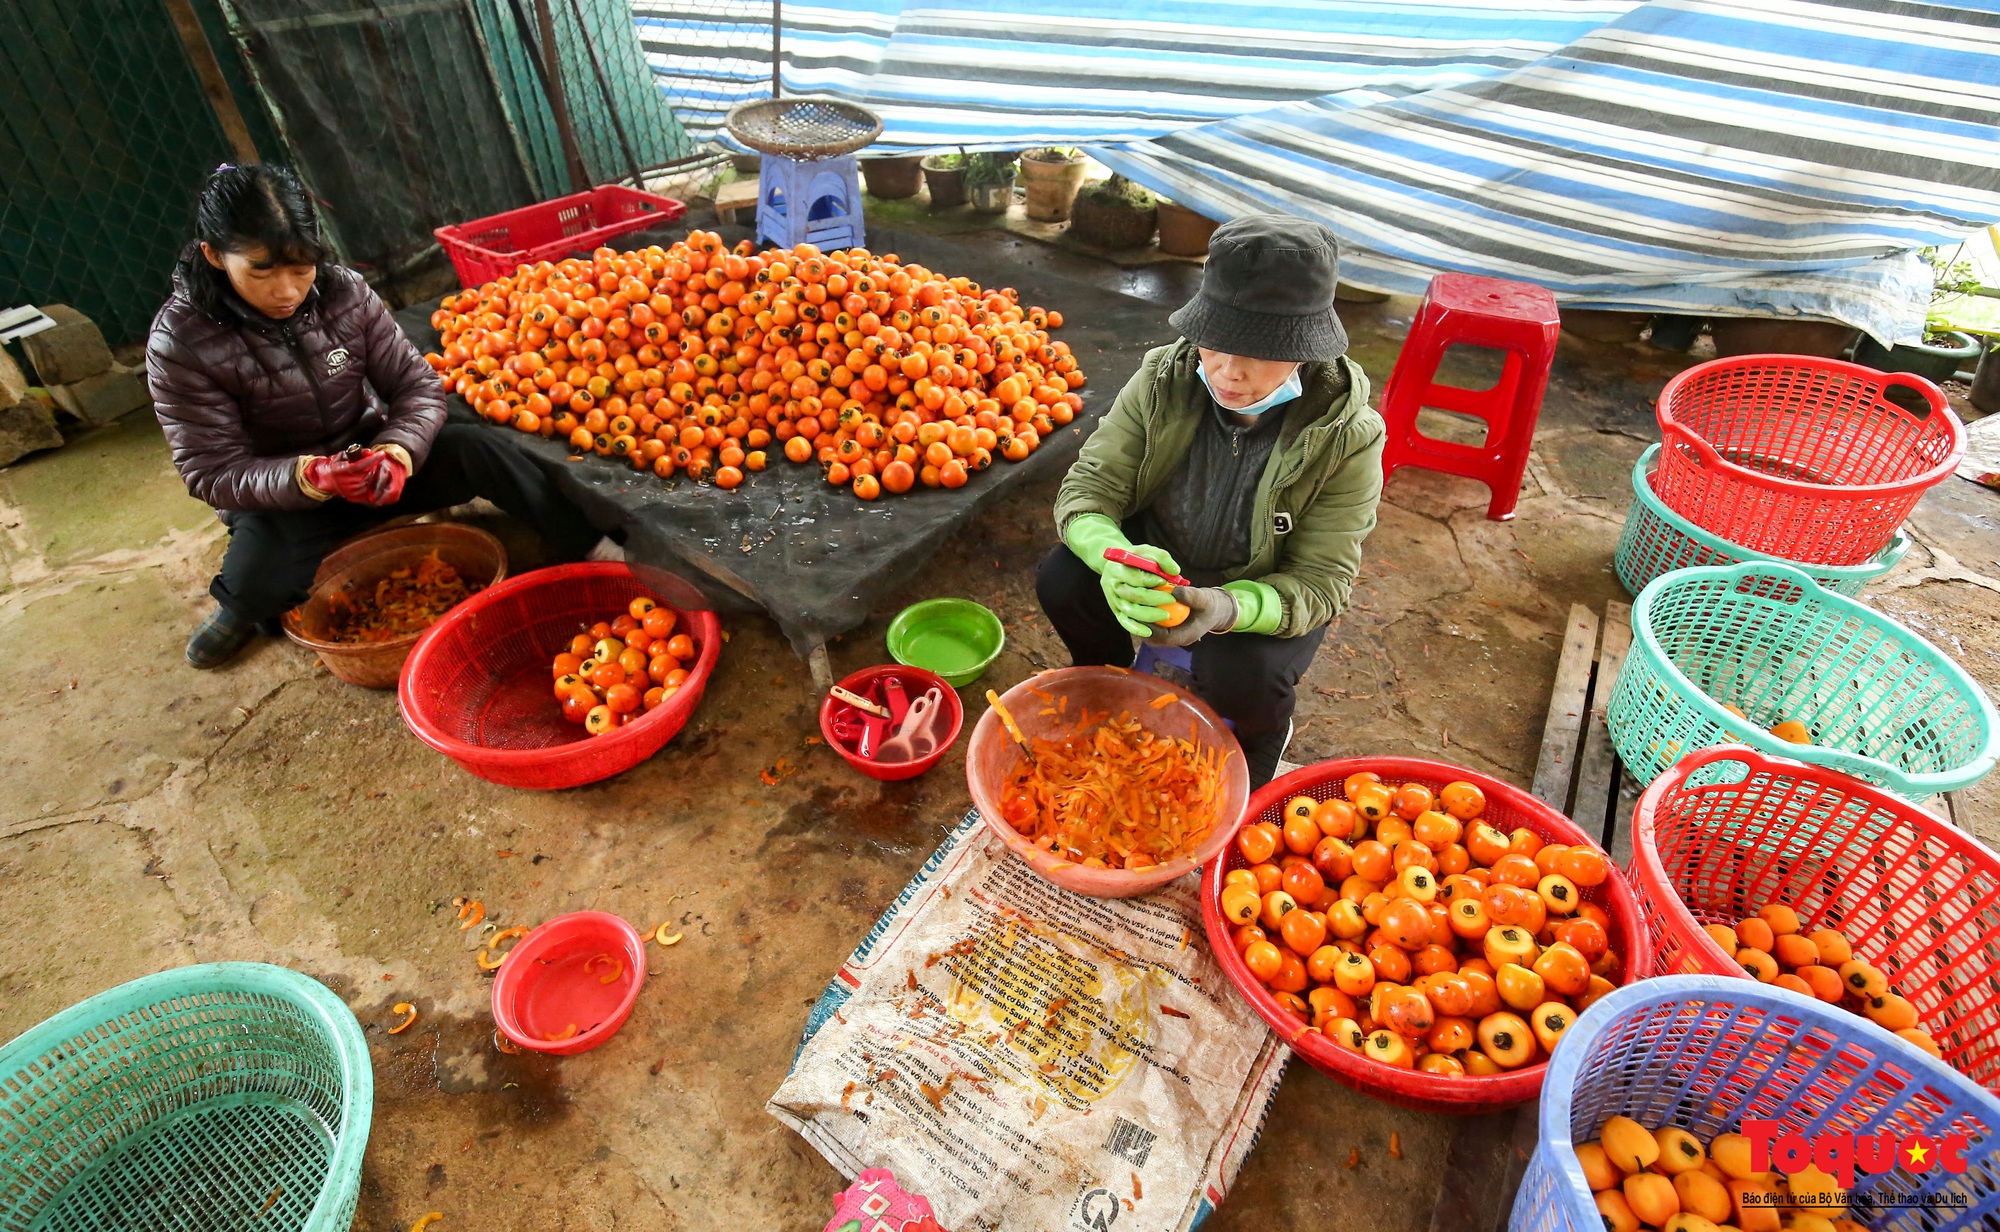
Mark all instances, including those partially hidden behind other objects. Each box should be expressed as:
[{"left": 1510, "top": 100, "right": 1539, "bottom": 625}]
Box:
[{"left": 823, "top": 1169, "right": 949, "bottom": 1232}]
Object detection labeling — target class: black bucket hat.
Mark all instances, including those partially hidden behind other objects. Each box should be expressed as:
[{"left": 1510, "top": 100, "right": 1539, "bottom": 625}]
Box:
[{"left": 1168, "top": 214, "right": 1349, "bottom": 363}]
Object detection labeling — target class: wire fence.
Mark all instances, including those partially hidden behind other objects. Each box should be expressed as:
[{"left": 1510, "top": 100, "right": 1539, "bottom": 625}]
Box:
[
  {"left": 0, "top": 0, "right": 251, "bottom": 344},
  {"left": 630, "top": 0, "right": 779, "bottom": 147},
  {"left": 1, "top": 0, "right": 773, "bottom": 342}
]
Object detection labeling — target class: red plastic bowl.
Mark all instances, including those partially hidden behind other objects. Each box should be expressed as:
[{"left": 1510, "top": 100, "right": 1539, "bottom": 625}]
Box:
[
  {"left": 818, "top": 664, "right": 963, "bottom": 781},
  {"left": 491, "top": 911, "right": 647, "bottom": 1055},
  {"left": 1200, "top": 757, "right": 1651, "bottom": 1115},
  {"left": 398, "top": 563, "right": 720, "bottom": 789}
]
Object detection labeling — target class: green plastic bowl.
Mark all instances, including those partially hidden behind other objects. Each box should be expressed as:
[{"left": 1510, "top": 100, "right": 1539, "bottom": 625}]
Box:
[{"left": 886, "top": 598, "right": 1004, "bottom": 687}]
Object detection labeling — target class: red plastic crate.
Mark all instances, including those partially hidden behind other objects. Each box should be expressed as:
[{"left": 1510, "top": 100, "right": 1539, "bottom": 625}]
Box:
[
  {"left": 397, "top": 562, "right": 718, "bottom": 790},
  {"left": 434, "top": 185, "right": 689, "bottom": 287}
]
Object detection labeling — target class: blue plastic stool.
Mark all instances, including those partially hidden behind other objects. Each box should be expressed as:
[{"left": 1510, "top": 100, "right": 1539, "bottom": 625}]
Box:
[
  {"left": 1132, "top": 643, "right": 1192, "bottom": 678},
  {"left": 756, "top": 153, "right": 865, "bottom": 251},
  {"left": 1132, "top": 644, "right": 1238, "bottom": 732}
]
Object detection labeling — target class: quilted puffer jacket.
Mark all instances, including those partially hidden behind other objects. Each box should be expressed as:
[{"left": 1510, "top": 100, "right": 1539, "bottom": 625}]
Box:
[{"left": 147, "top": 265, "right": 444, "bottom": 512}]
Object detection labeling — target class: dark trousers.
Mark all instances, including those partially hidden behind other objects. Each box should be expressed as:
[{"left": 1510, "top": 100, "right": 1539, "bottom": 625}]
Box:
[
  {"left": 211, "top": 423, "right": 602, "bottom": 623},
  {"left": 1035, "top": 544, "right": 1326, "bottom": 786}
]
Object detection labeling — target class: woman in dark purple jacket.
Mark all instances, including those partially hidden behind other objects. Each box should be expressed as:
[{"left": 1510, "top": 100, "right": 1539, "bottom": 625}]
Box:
[{"left": 150, "top": 164, "right": 602, "bottom": 667}]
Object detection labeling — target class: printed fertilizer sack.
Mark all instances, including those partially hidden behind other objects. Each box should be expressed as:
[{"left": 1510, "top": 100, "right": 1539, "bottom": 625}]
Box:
[{"left": 770, "top": 811, "right": 1285, "bottom": 1232}]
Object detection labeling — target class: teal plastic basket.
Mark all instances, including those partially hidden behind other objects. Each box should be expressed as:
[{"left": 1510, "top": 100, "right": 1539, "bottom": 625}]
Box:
[
  {"left": 1616, "top": 444, "right": 1911, "bottom": 598},
  {"left": 0, "top": 963, "right": 372, "bottom": 1232},
  {"left": 1608, "top": 560, "right": 1999, "bottom": 798}
]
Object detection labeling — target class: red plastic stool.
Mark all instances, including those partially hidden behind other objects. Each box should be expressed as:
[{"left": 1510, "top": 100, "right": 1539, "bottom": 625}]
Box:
[{"left": 1378, "top": 273, "right": 1560, "bottom": 520}]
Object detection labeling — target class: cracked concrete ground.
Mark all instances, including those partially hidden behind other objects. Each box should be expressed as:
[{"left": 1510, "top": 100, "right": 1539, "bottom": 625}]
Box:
[{"left": 3, "top": 227, "right": 1997, "bottom": 1232}]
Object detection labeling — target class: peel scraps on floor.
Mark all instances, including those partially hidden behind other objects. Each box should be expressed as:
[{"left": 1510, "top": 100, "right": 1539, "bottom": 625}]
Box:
[
  {"left": 321, "top": 550, "right": 478, "bottom": 643},
  {"left": 996, "top": 705, "right": 1228, "bottom": 870}
]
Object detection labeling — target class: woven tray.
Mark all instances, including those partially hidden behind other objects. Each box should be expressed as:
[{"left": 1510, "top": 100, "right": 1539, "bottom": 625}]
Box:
[{"left": 726, "top": 97, "right": 882, "bottom": 160}]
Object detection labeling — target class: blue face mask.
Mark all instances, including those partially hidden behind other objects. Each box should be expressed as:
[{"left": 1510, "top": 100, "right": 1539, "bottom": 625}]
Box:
[{"left": 1198, "top": 362, "right": 1302, "bottom": 416}]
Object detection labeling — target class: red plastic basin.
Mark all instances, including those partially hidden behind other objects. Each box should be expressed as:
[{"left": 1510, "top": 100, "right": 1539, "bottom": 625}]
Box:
[
  {"left": 397, "top": 562, "right": 719, "bottom": 790},
  {"left": 818, "top": 664, "right": 963, "bottom": 781},
  {"left": 491, "top": 911, "right": 647, "bottom": 1055}
]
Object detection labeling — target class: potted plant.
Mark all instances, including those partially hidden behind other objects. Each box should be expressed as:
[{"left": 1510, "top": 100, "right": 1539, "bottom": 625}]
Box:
[
  {"left": 921, "top": 150, "right": 967, "bottom": 210},
  {"left": 1709, "top": 317, "right": 1858, "bottom": 359},
  {"left": 1974, "top": 341, "right": 2000, "bottom": 415},
  {"left": 1854, "top": 247, "right": 1985, "bottom": 383},
  {"left": 1021, "top": 147, "right": 1088, "bottom": 222},
  {"left": 862, "top": 155, "right": 924, "bottom": 200},
  {"left": 1155, "top": 197, "right": 1219, "bottom": 257},
  {"left": 1069, "top": 173, "right": 1157, "bottom": 249},
  {"left": 966, "top": 152, "right": 1018, "bottom": 214}
]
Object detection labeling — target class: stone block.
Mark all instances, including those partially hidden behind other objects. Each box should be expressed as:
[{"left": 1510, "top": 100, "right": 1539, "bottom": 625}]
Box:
[
  {"left": 49, "top": 363, "right": 149, "bottom": 427},
  {"left": 0, "top": 347, "right": 25, "bottom": 409},
  {"left": 19, "top": 305, "right": 113, "bottom": 385},
  {"left": 0, "top": 397, "right": 63, "bottom": 467}
]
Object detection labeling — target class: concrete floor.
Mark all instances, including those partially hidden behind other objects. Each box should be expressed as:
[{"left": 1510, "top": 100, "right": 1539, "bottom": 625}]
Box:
[{"left": 3, "top": 222, "right": 1997, "bottom": 1232}]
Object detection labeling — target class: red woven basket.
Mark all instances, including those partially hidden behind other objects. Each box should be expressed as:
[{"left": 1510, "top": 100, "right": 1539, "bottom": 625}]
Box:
[
  {"left": 1651, "top": 354, "right": 1964, "bottom": 566},
  {"left": 434, "top": 185, "right": 689, "bottom": 288},
  {"left": 397, "top": 563, "right": 719, "bottom": 789},
  {"left": 1199, "top": 757, "right": 1651, "bottom": 1115},
  {"left": 1630, "top": 744, "right": 2000, "bottom": 1093}
]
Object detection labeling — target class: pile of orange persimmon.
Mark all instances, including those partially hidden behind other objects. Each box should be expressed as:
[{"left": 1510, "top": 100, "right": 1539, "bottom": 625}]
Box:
[
  {"left": 1220, "top": 771, "right": 1622, "bottom": 1077},
  {"left": 551, "top": 597, "right": 697, "bottom": 736},
  {"left": 425, "top": 231, "right": 1084, "bottom": 500}
]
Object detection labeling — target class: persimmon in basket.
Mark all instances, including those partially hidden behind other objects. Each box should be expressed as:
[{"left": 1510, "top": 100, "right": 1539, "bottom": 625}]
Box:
[
  {"left": 1222, "top": 771, "right": 1619, "bottom": 1077},
  {"left": 549, "top": 597, "right": 701, "bottom": 736}
]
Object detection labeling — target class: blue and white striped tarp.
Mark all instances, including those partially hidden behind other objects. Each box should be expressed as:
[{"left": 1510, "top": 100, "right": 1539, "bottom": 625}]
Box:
[{"left": 634, "top": 0, "right": 2000, "bottom": 342}]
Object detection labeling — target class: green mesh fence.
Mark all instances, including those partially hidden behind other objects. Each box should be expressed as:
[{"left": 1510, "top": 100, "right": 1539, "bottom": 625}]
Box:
[
  {"left": 0, "top": 0, "right": 723, "bottom": 348},
  {"left": 0, "top": 0, "right": 257, "bottom": 345}
]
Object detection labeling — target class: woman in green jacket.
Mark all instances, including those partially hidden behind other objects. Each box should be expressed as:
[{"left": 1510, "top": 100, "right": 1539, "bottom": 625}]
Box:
[{"left": 1039, "top": 214, "right": 1386, "bottom": 785}]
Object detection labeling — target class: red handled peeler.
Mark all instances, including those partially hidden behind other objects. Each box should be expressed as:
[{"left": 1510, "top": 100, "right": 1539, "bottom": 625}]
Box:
[{"left": 1103, "top": 547, "right": 1189, "bottom": 587}]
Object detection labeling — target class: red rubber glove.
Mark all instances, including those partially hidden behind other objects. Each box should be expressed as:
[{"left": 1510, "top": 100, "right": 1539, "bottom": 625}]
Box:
[
  {"left": 303, "top": 452, "right": 379, "bottom": 502},
  {"left": 359, "top": 452, "right": 407, "bottom": 506}
]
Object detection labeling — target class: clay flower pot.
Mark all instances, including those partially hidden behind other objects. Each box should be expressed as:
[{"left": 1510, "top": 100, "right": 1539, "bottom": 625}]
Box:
[
  {"left": 1709, "top": 318, "right": 1859, "bottom": 359},
  {"left": 921, "top": 156, "right": 967, "bottom": 209},
  {"left": 1070, "top": 193, "right": 1156, "bottom": 250},
  {"left": 1021, "top": 149, "right": 1087, "bottom": 222},
  {"left": 1156, "top": 200, "right": 1219, "bottom": 256},
  {"left": 861, "top": 155, "right": 923, "bottom": 200}
]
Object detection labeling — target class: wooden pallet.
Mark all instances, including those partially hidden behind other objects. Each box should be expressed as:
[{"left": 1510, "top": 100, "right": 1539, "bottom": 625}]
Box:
[{"left": 1427, "top": 600, "right": 1633, "bottom": 1232}]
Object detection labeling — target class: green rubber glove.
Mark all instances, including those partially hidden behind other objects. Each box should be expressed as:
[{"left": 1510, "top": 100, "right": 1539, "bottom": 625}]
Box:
[
  {"left": 1221, "top": 579, "right": 1284, "bottom": 636},
  {"left": 1065, "top": 513, "right": 1178, "bottom": 637}
]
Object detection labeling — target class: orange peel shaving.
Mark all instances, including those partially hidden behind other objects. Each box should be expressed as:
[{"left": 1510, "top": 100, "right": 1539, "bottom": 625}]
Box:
[
  {"left": 388, "top": 1003, "right": 418, "bottom": 1034},
  {"left": 546, "top": 1023, "right": 580, "bottom": 1041},
  {"left": 582, "top": 951, "right": 626, "bottom": 983},
  {"left": 410, "top": 1214, "right": 444, "bottom": 1232},
  {"left": 996, "top": 702, "right": 1227, "bottom": 870},
  {"left": 457, "top": 900, "right": 485, "bottom": 930}
]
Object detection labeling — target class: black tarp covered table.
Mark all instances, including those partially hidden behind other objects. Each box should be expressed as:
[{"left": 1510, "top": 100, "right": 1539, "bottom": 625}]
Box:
[{"left": 396, "top": 225, "right": 1177, "bottom": 675}]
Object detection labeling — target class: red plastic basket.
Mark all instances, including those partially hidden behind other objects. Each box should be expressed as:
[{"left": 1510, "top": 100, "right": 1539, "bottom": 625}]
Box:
[
  {"left": 1651, "top": 354, "right": 1964, "bottom": 566},
  {"left": 1630, "top": 744, "right": 2000, "bottom": 1093},
  {"left": 434, "top": 185, "right": 689, "bottom": 288},
  {"left": 1199, "top": 757, "right": 1651, "bottom": 1115},
  {"left": 397, "top": 563, "right": 719, "bottom": 789}
]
